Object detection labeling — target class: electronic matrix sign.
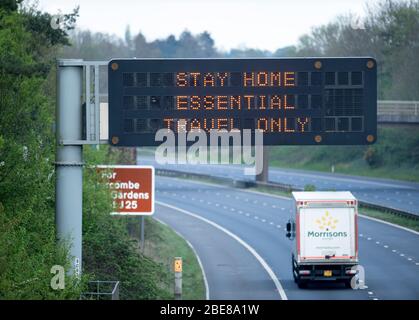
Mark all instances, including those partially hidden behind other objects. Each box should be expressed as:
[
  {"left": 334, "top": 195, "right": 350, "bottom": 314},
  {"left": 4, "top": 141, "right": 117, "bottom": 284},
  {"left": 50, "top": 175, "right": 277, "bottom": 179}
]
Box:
[{"left": 108, "top": 58, "right": 377, "bottom": 146}]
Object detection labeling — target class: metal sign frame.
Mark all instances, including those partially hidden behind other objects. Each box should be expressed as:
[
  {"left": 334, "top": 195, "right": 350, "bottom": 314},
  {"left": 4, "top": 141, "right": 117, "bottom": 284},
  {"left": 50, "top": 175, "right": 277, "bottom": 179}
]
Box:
[{"left": 57, "top": 59, "right": 108, "bottom": 145}]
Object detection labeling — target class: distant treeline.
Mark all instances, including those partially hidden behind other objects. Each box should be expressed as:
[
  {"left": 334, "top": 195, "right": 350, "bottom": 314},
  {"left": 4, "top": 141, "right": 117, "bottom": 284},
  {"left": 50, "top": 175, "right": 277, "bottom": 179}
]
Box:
[{"left": 62, "top": 0, "right": 419, "bottom": 100}]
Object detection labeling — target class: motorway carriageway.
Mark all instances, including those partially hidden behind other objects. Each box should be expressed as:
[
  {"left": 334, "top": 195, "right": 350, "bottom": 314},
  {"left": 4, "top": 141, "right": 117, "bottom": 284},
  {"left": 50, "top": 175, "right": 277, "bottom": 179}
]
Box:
[
  {"left": 153, "top": 176, "right": 419, "bottom": 300},
  {"left": 138, "top": 156, "right": 419, "bottom": 216}
]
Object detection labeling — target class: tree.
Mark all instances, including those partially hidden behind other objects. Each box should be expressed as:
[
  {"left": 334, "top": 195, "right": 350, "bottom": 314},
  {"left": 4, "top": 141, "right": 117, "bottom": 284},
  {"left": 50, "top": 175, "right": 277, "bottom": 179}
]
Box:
[
  {"left": 295, "top": 0, "right": 419, "bottom": 100},
  {"left": 0, "top": 5, "right": 81, "bottom": 298}
]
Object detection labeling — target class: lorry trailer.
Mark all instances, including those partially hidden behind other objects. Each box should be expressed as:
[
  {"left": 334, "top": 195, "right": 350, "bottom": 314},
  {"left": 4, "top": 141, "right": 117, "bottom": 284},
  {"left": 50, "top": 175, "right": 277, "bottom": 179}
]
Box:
[{"left": 286, "top": 191, "right": 359, "bottom": 288}]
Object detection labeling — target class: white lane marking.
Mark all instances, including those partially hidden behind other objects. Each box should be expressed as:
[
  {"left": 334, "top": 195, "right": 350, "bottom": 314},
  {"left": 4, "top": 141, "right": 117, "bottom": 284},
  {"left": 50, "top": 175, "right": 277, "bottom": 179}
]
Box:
[
  {"left": 384, "top": 245, "right": 389, "bottom": 248},
  {"left": 158, "top": 176, "right": 419, "bottom": 235},
  {"left": 277, "top": 225, "right": 281, "bottom": 228},
  {"left": 270, "top": 222, "right": 274, "bottom": 225},
  {"left": 153, "top": 217, "right": 210, "bottom": 300},
  {"left": 376, "top": 241, "right": 380, "bottom": 245},
  {"left": 245, "top": 213, "right": 250, "bottom": 217},
  {"left": 367, "top": 237, "right": 372, "bottom": 241},
  {"left": 156, "top": 201, "right": 288, "bottom": 300},
  {"left": 261, "top": 219, "right": 266, "bottom": 223}
]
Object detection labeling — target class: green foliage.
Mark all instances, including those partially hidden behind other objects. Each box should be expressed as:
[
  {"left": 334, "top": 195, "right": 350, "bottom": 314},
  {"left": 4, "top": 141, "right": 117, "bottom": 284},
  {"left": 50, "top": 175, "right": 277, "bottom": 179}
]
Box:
[
  {"left": 294, "top": 0, "right": 419, "bottom": 100},
  {"left": 81, "top": 146, "right": 171, "bottom": 299},
  {"left": 0, "top": 0, "right": 22, "bottom": 12},
  {"left": 0, "top": 4, "right": 173, "bottom": 299},
  {"left": 0, "top": 8, "right": 82, "bottom": 299},
  {"left": 304, "top": 184, "right": 316, "bottom": 191},
  {"left": 363, "top": 147, "right": 381, "bottom": 168},
  {"left": 270, "top": 125, "right": 419, "bottom": 181}
]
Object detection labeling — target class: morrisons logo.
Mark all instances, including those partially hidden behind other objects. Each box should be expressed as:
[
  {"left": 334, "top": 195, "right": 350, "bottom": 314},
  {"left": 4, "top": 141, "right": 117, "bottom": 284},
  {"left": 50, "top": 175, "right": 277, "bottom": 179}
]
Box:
[
  {"left": 308, "top": 231, "right": 348, "bottom": 238},
  {"left": 308, "top": 211, "right": 348, "bottom": 237}
]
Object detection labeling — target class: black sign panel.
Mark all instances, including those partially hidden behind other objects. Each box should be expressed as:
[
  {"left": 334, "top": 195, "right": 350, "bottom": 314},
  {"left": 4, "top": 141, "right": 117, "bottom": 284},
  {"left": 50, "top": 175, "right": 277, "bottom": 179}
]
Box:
[{"left": 108, "top": 58, "right": 377, "bottom": 146}]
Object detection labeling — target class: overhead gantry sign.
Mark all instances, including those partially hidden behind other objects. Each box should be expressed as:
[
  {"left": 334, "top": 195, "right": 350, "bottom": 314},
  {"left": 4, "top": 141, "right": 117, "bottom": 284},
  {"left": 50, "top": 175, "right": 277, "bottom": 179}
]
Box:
[{"left": 108, "top": 58, "right": 377, "bottom": 146}]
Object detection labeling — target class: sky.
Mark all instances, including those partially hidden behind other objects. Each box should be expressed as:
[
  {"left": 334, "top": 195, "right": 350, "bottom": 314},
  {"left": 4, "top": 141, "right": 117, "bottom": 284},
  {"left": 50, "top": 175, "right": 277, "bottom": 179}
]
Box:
[{"left": 36, "top": 0, "right": 373, "bottom": 52}]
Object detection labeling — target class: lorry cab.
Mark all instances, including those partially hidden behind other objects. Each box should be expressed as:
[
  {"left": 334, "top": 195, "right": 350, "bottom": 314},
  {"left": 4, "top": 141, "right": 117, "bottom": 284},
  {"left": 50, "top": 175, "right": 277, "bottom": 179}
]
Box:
[{"left": 286, "top": 191, "right": 359, "bottom": 288}]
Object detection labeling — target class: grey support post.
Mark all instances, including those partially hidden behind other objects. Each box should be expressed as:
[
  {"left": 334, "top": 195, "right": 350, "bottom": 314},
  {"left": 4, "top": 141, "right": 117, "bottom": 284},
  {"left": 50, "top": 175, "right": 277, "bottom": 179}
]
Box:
[
  {"left": 256, "top": 146, "right": 270, "bottom": 183},
  {"left": 56, "top": 60, "right": 84, "bottom": 276}
]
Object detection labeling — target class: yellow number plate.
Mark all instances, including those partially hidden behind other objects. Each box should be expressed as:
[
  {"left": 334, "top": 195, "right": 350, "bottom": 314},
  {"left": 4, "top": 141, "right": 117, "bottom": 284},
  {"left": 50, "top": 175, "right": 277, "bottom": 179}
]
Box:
[{"left": 324, "top": 270, "right": 332, "bottom": 277}]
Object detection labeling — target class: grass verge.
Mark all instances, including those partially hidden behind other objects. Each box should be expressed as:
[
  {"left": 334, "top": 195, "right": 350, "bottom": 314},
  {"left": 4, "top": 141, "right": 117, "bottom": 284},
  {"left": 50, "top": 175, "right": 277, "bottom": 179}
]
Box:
[
  {"left": 141, "top": 216, "right": 206, "bottom": 300},
  {"left": 359, "top": 207, "right": 419, "bottom": 232}
]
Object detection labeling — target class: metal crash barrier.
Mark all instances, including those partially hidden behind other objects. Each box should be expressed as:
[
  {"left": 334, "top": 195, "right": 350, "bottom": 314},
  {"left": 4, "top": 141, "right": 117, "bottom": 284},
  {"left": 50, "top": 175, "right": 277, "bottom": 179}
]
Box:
[{"left": 81, "top": 280, "right": 120, "bottom": 300}]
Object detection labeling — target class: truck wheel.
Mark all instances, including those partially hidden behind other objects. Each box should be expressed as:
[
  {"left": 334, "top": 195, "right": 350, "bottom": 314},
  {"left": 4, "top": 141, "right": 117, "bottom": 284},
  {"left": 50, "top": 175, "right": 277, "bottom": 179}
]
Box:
[
  {"left": 297, "top": 279, "right": 308, "bottom": 289},
  {"left": 344, "top": 278, "right": 353, "bottom": 289}
]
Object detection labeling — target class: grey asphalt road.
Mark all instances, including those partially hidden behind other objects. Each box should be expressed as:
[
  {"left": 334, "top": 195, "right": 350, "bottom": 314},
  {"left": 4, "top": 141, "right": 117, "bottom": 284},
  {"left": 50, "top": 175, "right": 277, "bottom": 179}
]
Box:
[
  {"left": 155, "top": 203, "right": 281, "bottom": 300},
  {"left": 138, "top": 155, "right": 419, "bottom": 216},
  {"left": 153, "top": 175, "right": 419, "bottom": 300}
]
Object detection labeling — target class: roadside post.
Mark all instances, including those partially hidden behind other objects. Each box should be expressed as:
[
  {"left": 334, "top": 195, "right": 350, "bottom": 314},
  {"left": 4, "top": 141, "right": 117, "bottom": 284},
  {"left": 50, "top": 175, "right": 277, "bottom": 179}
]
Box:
[
  {"left": 56, "top": 59, "right": 106, "bottom": 276},
  {"left": 256, "top": 146, "right": 270, "bottom": 183},
  {"left": 56, "top": 60, "right": 83, "bottom": 276},
  {"left": 173, "top": 257, "right": 183, "bottom": 300},
  {"left": 140, "top": 216, "right": 145, "bottom": 252}
]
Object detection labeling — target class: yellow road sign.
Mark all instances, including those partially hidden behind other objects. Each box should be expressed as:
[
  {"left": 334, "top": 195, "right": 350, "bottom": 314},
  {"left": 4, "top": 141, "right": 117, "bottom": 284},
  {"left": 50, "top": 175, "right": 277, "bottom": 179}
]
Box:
[{"left": 174, "top": 257, "right": 182, "bottom": 273}]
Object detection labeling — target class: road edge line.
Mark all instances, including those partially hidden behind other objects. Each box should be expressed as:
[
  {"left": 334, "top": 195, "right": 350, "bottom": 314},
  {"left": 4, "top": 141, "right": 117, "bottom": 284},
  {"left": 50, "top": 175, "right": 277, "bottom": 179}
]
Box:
[
  {"left": 358, "top": 214, "right": 419, "bottom": 236},
  {"left": 156, "top": 201, "right": 288, "bottom": 300},
  {"left": 153, "top": 216, "right": 210, "bottom": 300}
]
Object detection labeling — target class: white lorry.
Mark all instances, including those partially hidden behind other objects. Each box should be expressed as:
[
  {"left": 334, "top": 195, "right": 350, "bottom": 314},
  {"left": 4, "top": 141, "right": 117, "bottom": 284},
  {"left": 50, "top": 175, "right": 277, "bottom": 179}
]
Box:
[{"left": 286, "top": 191, "right": 359, "bottom": 288}]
